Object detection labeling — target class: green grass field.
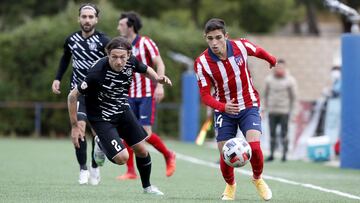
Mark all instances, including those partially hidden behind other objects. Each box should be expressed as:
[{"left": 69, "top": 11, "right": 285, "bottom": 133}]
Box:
[{"left": 0, "top": 138, "right": 360, "bottom": 202}]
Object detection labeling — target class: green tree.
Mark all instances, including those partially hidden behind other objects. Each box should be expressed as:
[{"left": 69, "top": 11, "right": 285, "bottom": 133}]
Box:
[{"left": 237, "top": 0, "right": 297, "bottom": 33}]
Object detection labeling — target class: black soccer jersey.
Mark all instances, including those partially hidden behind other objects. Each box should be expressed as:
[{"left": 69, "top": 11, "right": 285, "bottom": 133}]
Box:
[
  {"left": 77, "top": 55, "right": 148, "bottom": 122},
  {"left": 55, "top": 30, "right": 110, "bottom": 89}
]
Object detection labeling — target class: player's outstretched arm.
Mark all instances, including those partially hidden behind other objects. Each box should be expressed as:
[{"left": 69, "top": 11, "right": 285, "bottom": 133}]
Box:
[
  {"left": 145, "top": 66, "right": 172, "bottom": 86},
  {"left": 67, "top": 88, "right": 84, "bottom": 148},
  {"left": 254, "top": 47, "right": 277, "bottom": 69}
]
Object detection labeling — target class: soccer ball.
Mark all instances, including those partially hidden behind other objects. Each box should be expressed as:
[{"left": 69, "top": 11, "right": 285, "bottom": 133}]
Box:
[{"left": 222, "top": 137, "right": 252, "bottom": 167}]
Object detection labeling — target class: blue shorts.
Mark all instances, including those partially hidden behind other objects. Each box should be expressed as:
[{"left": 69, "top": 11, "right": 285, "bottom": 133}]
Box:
[
  {"left": 214, "top": 107, "right": 262, "bottom": 142},
  {"left": 128, "top": 97, "right": 156, "bottom": 126}
]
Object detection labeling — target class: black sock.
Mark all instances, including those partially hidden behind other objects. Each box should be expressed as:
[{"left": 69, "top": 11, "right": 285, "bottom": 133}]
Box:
[
  {"left": 136, "top": 153, "right": 152, "bottom": 188},
  {"left": 75, "top": 138, "right": 87, "bottom": 170},
  {"left": 91, "top": 136, "right": 98, "bottom": 168}
]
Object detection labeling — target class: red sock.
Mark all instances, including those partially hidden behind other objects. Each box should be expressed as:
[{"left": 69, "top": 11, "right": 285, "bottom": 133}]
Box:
[
  {"left": 123, "top": 141, "right": 136, "bottom": 174},
  {"left": 219, "top": 154, "right": 235, "bottom": 185},
  {"left": 249, "top": 141, "right": 264, "bottom": 179},
  {"left": 147, "top": 133, "right": 171, "bottom": 158}
]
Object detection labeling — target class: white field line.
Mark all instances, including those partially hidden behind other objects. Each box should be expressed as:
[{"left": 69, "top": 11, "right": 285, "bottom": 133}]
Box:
[{"left": 168, "top": 151, "right": 360, "bottom": 201}]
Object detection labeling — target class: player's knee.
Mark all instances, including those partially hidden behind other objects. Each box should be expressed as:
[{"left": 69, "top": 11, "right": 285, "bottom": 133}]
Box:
[
  {"left": 113, "top": 150, "right": 129, "bottom": 165},
  {"left": 132, "top": 143, "right": 148, "bottom": 157},
  {"left": 246, "top": 130, "right": 261, "bottom": 142}
]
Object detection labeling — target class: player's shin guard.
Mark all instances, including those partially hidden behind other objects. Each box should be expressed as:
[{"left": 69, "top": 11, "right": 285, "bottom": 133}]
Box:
[
  {"left": 147, "top": 133, "right": 171, "bottom": 157},
  {"left": 76, "top": 138, "right": 87, "bottom": 170},
  {"left": 249, "top": 141, "right": 264, "bottom": 179},
  {"left": 136, "top": 153, "right": 152, "bottom": 188},
  {"left": 220, "top": 154, "right": 235, "bottom": 185}
]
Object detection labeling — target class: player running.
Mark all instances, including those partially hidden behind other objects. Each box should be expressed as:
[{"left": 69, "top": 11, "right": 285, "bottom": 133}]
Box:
[
  {"left": 115, "top": 11, "right": 176, "bottom": 180},
  {"left": 67, "top": 36, "right": 172, "bottom": 195},
  {"left": 194, "top": 18, "right": 276, "bottom": 201}
]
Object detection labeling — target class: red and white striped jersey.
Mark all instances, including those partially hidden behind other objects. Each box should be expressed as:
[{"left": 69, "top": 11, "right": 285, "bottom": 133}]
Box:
[
  {"left": 129, "top": 35, "right": 160, "bottom": 98},
  {"left": 194, "top": 39, "right": 276, "bottom": 112}
]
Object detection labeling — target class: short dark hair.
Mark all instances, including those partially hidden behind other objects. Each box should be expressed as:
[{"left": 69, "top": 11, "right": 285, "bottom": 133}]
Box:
[
  {"left": 79, "top": 3, "right": 99, "bottom": 17},
  {"left": 204, "top": 18, "right": 226, "bottom": 34},
  {"left": 119, "top": 11, "right": 143, "bottom": 33},
  {"left": 277, "top": 59, "right": 285, "bottom": 64},
  {"left": 106, "top": 37, "right": 132, "bottom": 54}
]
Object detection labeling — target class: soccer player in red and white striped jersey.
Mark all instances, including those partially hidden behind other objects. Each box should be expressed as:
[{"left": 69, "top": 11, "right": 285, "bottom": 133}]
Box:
[
  {"left": 116, "top": 11, "right": 176, "bottom": 180},
  {"left": 194, "top": 18, "right": 276, "bottom": 201}
]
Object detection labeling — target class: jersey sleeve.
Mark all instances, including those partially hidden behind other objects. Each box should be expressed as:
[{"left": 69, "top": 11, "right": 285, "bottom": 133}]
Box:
[
  {"left": 131, "top": 55, "right": 148, "bottom": 73},
  {"left": 240, "top": 39, "right": 276, "bottom": 66},
  {"left": 194, "top": 59, "right": 226, "bottom": 112},
  {"left": 55, "top": 37, "right": 72, "bottom": 80},
  {"left": 144, "top": 37, "right": 160, "bottom": 59}
]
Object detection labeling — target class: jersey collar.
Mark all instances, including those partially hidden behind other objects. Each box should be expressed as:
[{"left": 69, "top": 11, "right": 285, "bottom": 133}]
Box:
[
  {"left": 132, "top": 34, "right": 141, "bottom": 46},
  {"left": 207, "top": 40, "right": 233, "bottom": 62}
]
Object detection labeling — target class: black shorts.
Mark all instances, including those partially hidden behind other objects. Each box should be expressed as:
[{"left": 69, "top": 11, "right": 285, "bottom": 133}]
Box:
[
  {"left": 89, "top": 109, "right": 148, "bottom": 159},
  {"left": 77, "top": 95, "right": 87, "bottom": 121}
]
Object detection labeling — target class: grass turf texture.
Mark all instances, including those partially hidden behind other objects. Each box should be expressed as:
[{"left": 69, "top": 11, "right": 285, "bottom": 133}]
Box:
[{"left": 0, "top": 138, "right": 359, "bottom": 202}]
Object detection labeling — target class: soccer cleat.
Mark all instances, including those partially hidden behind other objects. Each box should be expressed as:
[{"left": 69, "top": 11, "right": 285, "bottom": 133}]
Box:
[
  {"left": 252, "top": 178, "right": 272, "bottom": 201},
  {"left": 165, "top": 151, "right": 176, "bottom": 177},
  {"left": 78, "top": 169, "right": 90, "bottom": 185},
  {"left": 221, "top": 183, "right": 236, "bottom": 200},
  {"left": 89, "top": 167, "right": 100, "bottom": 186},
  {"left": 143, "top": 185, "right": 164, "bottom": 196},
  {"left": 93, "top": 136, "right": 105, "bottom": 166},
  {"left": 116, "top": 172, "right": 138, "bottom": 180}
]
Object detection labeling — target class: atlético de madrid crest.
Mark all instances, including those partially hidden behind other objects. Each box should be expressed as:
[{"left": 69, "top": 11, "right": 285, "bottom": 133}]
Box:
[{"left": 235, "top": 56, "right": 243, "bottom": 66}]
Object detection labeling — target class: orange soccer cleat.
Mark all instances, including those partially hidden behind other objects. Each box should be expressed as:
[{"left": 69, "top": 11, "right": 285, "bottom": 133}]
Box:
[
  {"left": 116, "top": 172, "right": 138, "bottom": 180},
  {"left": 165, "top": 151, "right": 176, "bottom": 177}
]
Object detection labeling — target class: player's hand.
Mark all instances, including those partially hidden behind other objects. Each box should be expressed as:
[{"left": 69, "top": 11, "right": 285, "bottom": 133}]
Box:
[
  {"left": 71, "top": 125, "right": 84, "bottom": 148},
  {"left": 154, "top": 84, "right": 165, "bottom": 103},
  {"left": 269, "top": 56, "right": 277, "bottom": 69},
  {"left": 225, "top": 98, "right": 240, "bottom": 115},
  {"left": 52, "top": 80, "right": 61, "bottom": 94},
  {"left": 157, "top": 75, "right": 172, "bottom": 86}
]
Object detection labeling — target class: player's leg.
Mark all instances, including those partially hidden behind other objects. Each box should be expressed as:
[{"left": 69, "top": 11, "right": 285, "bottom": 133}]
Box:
[
  {"left": 116, "top": 140, "right": 138, "bottom": 180},
  {"left": 91, "top": 121, "right": 129, "bottom": 165},
  {"left": 120, "top": 109, "right": 163, "bottom": 195},
  {"left": 240, "top": 107, "right": 272, "bottom": 201},
  {"left": 75, "top": 96, "right": 90, "bottom": 184},
  {"left": 279, "top": 114, "right": 289, "bottom": 162},
  {"left": 78, "top": 95, "right": 102, "bottom": 185},
  {"left": 89, "top": 129, "right": 103, "bottom": 185},
  {"left": 117, "top": 98, "right": 138, "bottom": 180},
  {"left": 214, "top": 112, "right": 237, "bottom": 200},
  {"left": 267, "top": 113, "right": 277, "bottom": 161},
  {"left": 75, "top": 120, "right": 89, "bottom": 185},
  {"left": 140, "top": 97, "right": 176, "bottom": 177}
]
